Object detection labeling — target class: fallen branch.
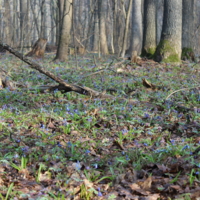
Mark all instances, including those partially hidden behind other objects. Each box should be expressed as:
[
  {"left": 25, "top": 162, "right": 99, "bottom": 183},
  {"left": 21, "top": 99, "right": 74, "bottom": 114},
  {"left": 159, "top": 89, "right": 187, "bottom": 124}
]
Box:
[{"left": 0, "top": 41, "right": 123, "bottom": 100}]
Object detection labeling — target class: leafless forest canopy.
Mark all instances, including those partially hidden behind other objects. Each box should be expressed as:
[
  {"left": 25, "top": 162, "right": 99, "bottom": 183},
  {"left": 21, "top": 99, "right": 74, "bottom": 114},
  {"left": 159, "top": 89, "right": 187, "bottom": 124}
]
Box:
[{"left": 0, "top": 0, "right": 200, "bottom": 55}]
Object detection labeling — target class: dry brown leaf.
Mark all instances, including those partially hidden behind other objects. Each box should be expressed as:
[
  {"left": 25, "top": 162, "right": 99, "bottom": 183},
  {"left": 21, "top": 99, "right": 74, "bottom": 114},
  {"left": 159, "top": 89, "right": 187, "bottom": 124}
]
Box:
[
  {"left": 83, "top": 178, "right": 93, "bottom": 189},
  {"left": 139, "top": 176, "right": 152, "bottom": 190}
]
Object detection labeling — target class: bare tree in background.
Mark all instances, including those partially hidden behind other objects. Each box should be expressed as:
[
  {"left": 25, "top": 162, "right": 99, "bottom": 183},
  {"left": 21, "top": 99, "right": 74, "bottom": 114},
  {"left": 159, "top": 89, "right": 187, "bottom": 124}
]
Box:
[
  {"left": 54, "top": 0, "right": 73, "bottom": 61},
  {"left": 143, "top": 0, "right": 157, "bottom": 57},
  {"left": 155, "top": 0, "right": 182, "bottom": 63},
  {"left": 130, "top": 0, "right": 143, "bottom": 56},
  {"left": 3, "top": 0, "right": 12, "bottom": 45},
  {"left": 120, "top": 0, "right": 133, "bottom": 57},
  {"left": 98, "top": 0, "right": 108, "bottom": 55},
  {"left": 182, "top": 0, "right": 195, "bottom": 60}
]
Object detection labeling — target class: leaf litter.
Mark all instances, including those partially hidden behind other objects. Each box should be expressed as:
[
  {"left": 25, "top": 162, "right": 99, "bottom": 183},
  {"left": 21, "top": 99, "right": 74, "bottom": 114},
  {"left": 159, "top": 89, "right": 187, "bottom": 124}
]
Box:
[{"left": 0, "top": 55, "right": 199, "bottom": 199}]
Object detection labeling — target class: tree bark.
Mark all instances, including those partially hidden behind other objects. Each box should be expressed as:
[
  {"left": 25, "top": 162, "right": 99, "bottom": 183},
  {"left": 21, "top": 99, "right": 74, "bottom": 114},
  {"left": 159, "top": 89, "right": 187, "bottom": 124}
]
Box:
[
  {"left": 54, "top": 0, "right": 73, "bottom": 62},
  {"left": 155, "top": 0, "right": 182, "bottom": 63},
  {"left": 20, "top": 0, "right": 29, "bottom": 48},
  {"left": 120, "top": 0, "right": 133, "bottom": 57},
  {"left": 143, "top": 0, "right": 157, "bottom": 57},
  {"left": 182, "top": 0, "right": 195, "bottom": 60},
  {"left": 98, "top": 0, "right": 108, "bottom": 55},
  {"left": 26, "top": 38, "right": 47, "bottom": 57},
  {"left": 4, "top": 0, "right": 12, "bottom": 45},
  {"left": 130, "top": 0, "right": 143, "bottom": 55}
]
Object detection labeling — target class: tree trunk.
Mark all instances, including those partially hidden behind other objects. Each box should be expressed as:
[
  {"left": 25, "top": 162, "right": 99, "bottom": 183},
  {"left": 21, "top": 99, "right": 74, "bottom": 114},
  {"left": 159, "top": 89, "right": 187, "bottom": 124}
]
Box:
[
  {"left": 143, "top": 0, "right": 157, "bottom": 57},
  {"left": 54, "top": 0, "right": 73, "bottom": 62},
  {"left": 4, "top": 0, "right": 12, "bottom": 45},
  {"left": 156, "top": 0, "right": 164, "bottom": 45},
  {"left": 155, "top": 0, "right": 182, "bottom": 63},
  {"left": 26, "top": 38, "right": 47, "bottom": 57},
  {"left": 20, "top": 0, "right": 28, "bottom": 47},
  {"left": 182, "top": 0, "right": 195, "bottom": 60},
  {"left": 92, "top": 0, "right": 99, "bottom": 51},
  {"left": 130, "top": 0, "right": 143, "bottom": 55},
  {"left": 98, "top": 0, "right": 108, "bottom": 55},
  {"left": 120, "top": 0, "right": 133, "bottom": 57},
  {"left": 40, "top": 0, "right": 47, "bottom": 39}
]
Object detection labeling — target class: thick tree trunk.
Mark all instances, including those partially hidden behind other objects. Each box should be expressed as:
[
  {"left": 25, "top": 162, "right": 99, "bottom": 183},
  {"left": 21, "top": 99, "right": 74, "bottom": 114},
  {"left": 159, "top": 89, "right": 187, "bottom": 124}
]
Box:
[
  {"left": 98, "top": 0, "right": 108, "bottom": 55},
  {"left": 130, "top": 0, "right": 143, "bottom": 55},
  {"left": 182, "top": 0, "right": 195, "bottom": 60},
  {"left": 143, "top": 0, "right": 157, "bottom": 57},
  {"left": 155, "top": 0, "right": 182, "bottom": 63},
  {"left": 54, "top": 0, "right": 73, "bottom": 62}
]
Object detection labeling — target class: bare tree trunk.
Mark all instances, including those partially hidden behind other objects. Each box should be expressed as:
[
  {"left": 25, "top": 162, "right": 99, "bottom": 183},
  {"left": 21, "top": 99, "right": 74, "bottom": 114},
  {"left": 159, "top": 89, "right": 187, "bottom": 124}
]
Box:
[
  {"left": 54, "top": 0, "right": 73, "bottom": 62},
  {"left": 182, "top": 0, "right": 195, "bottom": 60},
  {"left": 20, "top": 0, "right": 28, "bottom": 48},
  {"left": 13, "top": 0, "right": 19, "bottom": 47},
  {"left": 120, "top": 0, "right": 133, "bottom": 57},
  {"left": 156, "top": 0, "right": 164, "bottom": 45},
  {"left": 50, "top": 0, "right": 56, "bottom": 44},
  {"left": 92, "top": 0, "right": 99, "bottom": 51},
  {"left": 98, "top": 0, "right": 108, "bottom": 54},
  {"left": 30, "top": 0, "right": 40, "bottom": 39},
  {"left": 130, "top": 0, "right": 143, "bottom": 55},
  {"left": 3, "top": 0, "right": 12, "bottom": 45},
  {"left": 155, "top": 0, "right": 182, "bottom": 63},
  {"left": 143, "top": 0, "right": 157, "bottom": 57},
  {"left": 40, "top": 0, "right": 47, "bottom": 38}
]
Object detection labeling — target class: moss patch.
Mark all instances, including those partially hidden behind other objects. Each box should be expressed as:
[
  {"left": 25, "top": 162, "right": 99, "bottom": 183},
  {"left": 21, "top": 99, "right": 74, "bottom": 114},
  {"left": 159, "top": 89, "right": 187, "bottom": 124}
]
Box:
[
  {"left": 181, "top": 47, "right": 195, "bottom": 61},
  {"left": 155, "top": 40, "right": 181, "bottom": 63},
  {"left": 142, "top": 46, "right": 156, "bottom": 58}
]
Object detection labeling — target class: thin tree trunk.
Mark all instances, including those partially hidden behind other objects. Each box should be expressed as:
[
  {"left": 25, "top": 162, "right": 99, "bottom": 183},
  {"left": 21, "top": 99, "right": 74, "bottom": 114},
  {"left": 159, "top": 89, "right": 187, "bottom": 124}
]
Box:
[
  {"left": 4, "top": 0, "right": 12, "bottom": 45},
  {"left": 182, "top": 0, "right": 195, "bottom": 60},
  {"left": 120, "top": 0, "right": 133, "bottom": 57}
]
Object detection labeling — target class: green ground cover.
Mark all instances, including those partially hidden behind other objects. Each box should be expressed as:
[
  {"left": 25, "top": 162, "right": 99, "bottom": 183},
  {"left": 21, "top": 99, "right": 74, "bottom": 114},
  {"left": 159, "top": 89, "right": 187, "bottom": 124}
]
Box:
[{"left": 0, "top": 54, "right": 199, "bottom": 199}]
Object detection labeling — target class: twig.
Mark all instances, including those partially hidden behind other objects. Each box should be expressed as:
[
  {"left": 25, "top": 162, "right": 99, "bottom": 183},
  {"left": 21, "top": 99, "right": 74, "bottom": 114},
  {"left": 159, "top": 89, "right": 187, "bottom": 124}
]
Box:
[{"left": 166, "top": 86, "right": 200, "bottom": 100}]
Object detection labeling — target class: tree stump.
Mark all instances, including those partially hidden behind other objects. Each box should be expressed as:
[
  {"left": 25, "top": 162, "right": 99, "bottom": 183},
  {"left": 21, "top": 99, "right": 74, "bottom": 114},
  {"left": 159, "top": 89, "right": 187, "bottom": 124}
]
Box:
[
  {"left": 131, "top": 51, "right": 138, "bottom": 63},
  {"left": 26, "top": 38, "right": 47, "bottom": 57}
]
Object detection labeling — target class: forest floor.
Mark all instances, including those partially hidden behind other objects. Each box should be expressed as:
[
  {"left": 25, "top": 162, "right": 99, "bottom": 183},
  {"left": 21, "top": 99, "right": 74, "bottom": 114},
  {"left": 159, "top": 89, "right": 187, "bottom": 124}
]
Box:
[{"left": 0, "top": 53, "right": 199, "bottom": 200}]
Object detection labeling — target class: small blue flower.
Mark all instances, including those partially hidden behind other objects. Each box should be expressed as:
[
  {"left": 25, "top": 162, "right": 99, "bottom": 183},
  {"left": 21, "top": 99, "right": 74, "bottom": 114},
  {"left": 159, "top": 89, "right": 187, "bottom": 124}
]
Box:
[
  {"left": 182, "top": 145, "right": 190, "bottom": 150},
  {"left": 170, "top": 139, "right": 175, "bottom": 145},
  {"left": 57, "top": 142, "right": 62, "bottom": 147},
  {"left": 67, "top": 142, "right": 72, "bottom": 147},
  {"left": 143, "top": 113, "right": 150, "bottom": 118},
  {"left": 98, "top": 191, "right": 103, "bottom": 197},
  {"left": 85, "top": 150, "right": 90, "bottom": 154},
  {"left": 122, "top": 129, "right": 128, "bottom": 134}
]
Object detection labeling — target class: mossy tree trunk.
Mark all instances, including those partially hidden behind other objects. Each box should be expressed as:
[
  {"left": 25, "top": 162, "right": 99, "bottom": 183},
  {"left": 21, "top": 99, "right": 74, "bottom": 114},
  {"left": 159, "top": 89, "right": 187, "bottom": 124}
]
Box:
[
  {"left": 54, "top": 0, "right": 73, "bottom": 62},
  {"left": 155, "top": 0, "right": 182, "bottom": 63},
  {"left": 142, "top": 0, "right": 157, "bottom": 57},
  {"left": 182, "top": 0, "right": 195, "bottom": 61}
]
